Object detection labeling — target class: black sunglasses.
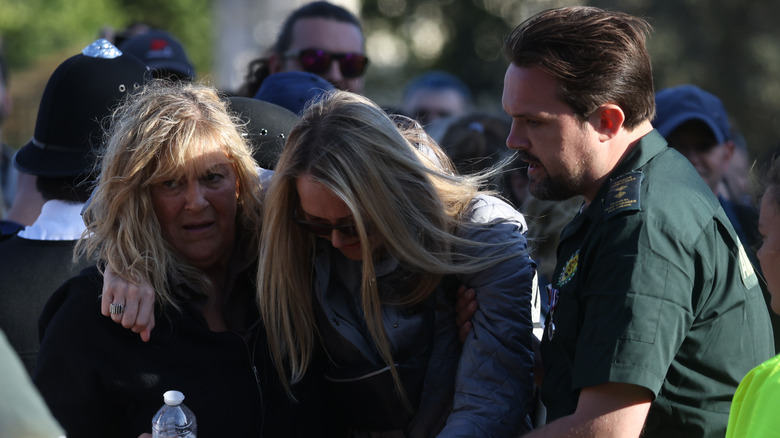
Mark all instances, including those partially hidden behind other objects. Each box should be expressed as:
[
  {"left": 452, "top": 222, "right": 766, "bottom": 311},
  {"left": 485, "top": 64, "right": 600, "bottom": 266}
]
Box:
[
  {"left": 285, "top": 48, "right": 369, "bottom": 79},
  {"left": 293, "top": 207, "right": 363, "bottom": 237}
]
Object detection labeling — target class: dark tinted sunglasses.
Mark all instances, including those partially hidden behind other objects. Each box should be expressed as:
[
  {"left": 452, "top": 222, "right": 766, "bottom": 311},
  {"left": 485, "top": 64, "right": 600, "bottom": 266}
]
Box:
[
  {"left": 285, "top": 48, "right": 369, "bottom": 79},
  {"left": 293, "top": 208, "right": 362, "bottom": 237}
]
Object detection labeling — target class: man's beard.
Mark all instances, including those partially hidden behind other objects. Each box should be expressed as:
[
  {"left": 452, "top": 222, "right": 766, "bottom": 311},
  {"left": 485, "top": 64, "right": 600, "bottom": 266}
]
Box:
[
  {"left": 529, "top": 172, "right": 582, "bottom": 201},
  {"left": 519, "top": 152, "right": 582, "bottom": 201}
]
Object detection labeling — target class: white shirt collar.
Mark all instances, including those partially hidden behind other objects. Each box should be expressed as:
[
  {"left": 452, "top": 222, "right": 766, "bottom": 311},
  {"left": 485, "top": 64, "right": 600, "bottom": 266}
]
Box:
[{"left": 17, "top": 200, "right": 87, "bottom": 241}]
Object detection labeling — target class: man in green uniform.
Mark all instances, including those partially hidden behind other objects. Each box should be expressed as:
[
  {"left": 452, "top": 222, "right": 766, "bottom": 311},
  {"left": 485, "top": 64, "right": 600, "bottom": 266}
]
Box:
[{"left": 501, "top": 6, "right": 775, "bottom": 437}]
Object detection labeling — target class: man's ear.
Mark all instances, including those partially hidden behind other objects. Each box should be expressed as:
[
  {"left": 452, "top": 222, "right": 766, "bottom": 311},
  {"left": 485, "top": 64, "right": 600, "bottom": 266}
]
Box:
[
  {"left": 268, "top": 53, "right": 284, "bottom": 74},
  {"left": 592, "top": 104, "right": 625, "bottom": 141},
  {"left": 721, "top": 140, "right": 736, "bottom": 164}
]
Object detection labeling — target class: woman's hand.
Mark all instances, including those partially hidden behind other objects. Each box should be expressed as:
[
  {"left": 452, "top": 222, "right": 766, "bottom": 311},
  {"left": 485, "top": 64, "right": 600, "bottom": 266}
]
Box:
[
  {"left": 455, "top": 285, "right": 478, "bottom": 343},
  {"left": 101, "top": 265, "right": 156, "bottom": 342}
]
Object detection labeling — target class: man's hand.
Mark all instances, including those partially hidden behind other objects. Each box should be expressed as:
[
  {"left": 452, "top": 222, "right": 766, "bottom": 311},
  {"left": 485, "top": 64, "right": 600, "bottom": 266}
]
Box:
[
  {"left": 101, "top": 265, "right": 156, "bottom": 342},
  {"left": 455, "top": 285, "right": 478, "bottom": 342}
]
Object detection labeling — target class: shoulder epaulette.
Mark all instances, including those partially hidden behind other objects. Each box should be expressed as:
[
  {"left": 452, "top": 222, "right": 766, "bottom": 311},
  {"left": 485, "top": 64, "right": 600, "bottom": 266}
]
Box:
[{"left": 604, "top": 171, "right": 643, "bottom": 218}]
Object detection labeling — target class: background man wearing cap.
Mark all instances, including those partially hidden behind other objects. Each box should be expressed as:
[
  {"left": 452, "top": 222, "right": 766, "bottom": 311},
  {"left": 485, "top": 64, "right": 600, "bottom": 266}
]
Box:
[
  {"left": 119, "top": 28, "right": 196, "bottom": 81},
  {"left": 401, "top": 71, "right": 473, "bottom": 126},
  {"left": 654, "top": 84, "right": 780, "bottom": 353},
  {"left": 654, "top": 85, "right": 759, "bottom": 253},
  {"left": 0, "top": 39, "right": 148, "bottom": 375},
  {"left": 654, "top": 85, "right": 736, "bottom": 191}
]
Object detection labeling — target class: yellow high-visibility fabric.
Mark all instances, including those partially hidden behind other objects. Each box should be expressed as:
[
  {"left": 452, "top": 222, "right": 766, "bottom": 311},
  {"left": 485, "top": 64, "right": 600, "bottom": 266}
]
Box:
[{"left": 726, "top": 353, "right": 780, "bottom": 437}]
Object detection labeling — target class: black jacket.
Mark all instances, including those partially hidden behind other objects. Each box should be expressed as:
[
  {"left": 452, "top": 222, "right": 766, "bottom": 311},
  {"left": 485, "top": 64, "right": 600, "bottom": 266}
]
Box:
[
  {"left": 0, "top": 234, "right": 91, "bottom": 374},
  {"left": 34, "top": 266, "right": 339, "bottom": 438}
]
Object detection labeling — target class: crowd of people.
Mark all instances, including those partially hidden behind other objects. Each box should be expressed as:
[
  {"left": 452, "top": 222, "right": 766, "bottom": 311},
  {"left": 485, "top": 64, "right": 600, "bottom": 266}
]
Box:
[{"left": 1, "top": 2, "right": 779, "bottom": 438}]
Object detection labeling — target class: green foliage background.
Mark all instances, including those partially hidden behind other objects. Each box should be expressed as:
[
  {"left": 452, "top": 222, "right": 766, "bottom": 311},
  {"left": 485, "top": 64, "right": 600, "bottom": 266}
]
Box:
[
  {"left": 0, "top": 0, "right": 213, "bottom": 148},
  {"left": 0, "top": 0, "right": 212, "bottom": 71}
]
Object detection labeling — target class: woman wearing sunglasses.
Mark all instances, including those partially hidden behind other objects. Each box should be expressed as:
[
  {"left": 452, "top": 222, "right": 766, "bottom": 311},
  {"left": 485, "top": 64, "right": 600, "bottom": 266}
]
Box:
[
  {"left": 99, "top": 89, "right": 538, "bottom": 436},
  {"left": 259, "top": 90, "right": 538, "bottom": 437}
]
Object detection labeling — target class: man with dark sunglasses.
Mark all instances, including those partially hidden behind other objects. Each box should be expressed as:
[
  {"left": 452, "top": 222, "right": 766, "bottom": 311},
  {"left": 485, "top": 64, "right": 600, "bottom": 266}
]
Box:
[{"left": 238, "top": 1, "right": 368, "bottom": 97}]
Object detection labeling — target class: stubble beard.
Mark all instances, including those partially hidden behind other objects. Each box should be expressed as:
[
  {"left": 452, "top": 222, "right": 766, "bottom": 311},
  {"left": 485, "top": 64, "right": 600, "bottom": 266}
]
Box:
[{"left": 529, "top": 170, "right": 583, "bottom": 201}]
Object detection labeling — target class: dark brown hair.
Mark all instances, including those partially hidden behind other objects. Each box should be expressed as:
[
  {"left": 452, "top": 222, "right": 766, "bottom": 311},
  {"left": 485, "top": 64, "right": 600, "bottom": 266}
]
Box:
[{"left": 504, "top": 6, "right": 655, "bottom": 129}]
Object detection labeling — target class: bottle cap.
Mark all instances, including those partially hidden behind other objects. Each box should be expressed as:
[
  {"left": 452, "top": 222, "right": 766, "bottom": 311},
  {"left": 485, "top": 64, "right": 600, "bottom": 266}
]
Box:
[{"left": 163, "top": 390, "right": 185, "bottom": 406}]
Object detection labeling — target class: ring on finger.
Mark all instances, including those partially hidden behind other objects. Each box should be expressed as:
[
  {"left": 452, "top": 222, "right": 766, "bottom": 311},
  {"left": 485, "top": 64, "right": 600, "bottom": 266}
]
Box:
[{"left": 110, "top": 303, "right": 125, "bottom": 315}]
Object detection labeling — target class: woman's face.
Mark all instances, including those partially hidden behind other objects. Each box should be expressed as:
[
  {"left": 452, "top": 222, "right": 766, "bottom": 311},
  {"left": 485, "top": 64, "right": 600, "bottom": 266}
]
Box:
[
  {"left": 151, "top": 151, "right": 239, "bottom": 272},
  {"left": 758, "top": 186, "right": 780, "bottom": 314},
  {"left": 296, "top": 174, "right": 367, "bottom": 261}
]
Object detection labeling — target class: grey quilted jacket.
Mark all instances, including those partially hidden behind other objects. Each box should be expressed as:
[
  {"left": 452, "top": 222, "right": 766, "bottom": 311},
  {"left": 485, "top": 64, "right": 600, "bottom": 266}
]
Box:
[{"left": 313, "top": 195, "right": 539, "bottom": 437}]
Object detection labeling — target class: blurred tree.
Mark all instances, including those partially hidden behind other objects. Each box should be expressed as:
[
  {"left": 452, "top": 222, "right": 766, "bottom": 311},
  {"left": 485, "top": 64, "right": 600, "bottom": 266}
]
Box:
[
  {"left": 591, "top": 0, "right": 780, "bottom": 159},
  {"left": 0, "top": 0, "right": 124, "bottom": 68},
  {"left": 0, "top": 0, "right": 212, "bottom": 148},
  {"left": 0, "top": 0, "right": 212, "bottom": 73},
  {"left": 361, "top": 0, "right": 579, "bottom": 111}
]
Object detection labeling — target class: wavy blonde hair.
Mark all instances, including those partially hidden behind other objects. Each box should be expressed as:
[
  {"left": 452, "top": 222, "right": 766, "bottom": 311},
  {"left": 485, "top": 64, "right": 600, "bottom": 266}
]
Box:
[
  {"left": 77, "top": 80, "right": 263, "bottom": 310},
  {"left": 259, "top": 90, "right": 522, "bottom": 396}
]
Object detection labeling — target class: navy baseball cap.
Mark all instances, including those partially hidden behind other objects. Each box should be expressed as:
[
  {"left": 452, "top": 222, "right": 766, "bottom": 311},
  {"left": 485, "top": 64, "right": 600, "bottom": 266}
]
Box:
[
  {"left": 654, "top": 85, "right": 731, "bottom": 145},
  {"left": 119, "top": 29, "right": 195, "bottom": 80},
  {"left": 14, "top": 39, "right": 149, "bottom": 177},
  {"left": 253, "top": 71, "right": 334, "bottom": 115}
]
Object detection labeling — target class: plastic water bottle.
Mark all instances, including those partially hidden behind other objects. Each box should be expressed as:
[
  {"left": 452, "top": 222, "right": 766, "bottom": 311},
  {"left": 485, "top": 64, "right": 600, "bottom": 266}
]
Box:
[{"left": 152, "top": 390, "right": 197, "bottom": 438}]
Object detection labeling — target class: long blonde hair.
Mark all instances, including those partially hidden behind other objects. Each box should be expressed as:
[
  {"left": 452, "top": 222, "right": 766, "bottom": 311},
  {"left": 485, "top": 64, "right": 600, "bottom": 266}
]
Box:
[
  {"left": 259, "top": 91, "right": 523, "bottom": 395},
  {"left": 78, "top": 80, "right": 263, "bottom": 309}
]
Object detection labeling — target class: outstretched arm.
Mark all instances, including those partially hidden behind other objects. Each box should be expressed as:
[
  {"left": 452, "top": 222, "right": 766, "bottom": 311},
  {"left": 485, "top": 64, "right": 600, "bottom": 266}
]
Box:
[
  {"left": 521, "top": 382, "right": 652, "bottom": 438},
  {"left": 100, "top": 265, "right": 156, "bottom": 342},
  {"left": 439, "top": 198, "right": 539, "bottom": 437},
  {"left": 454, "top": 285, "right": 477, "bottom": 343}
]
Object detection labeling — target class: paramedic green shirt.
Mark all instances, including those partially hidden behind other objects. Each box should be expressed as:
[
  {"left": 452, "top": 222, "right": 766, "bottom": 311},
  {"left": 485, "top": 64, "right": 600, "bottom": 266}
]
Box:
[{"left": 540, "top": 130, "right": 774, "bottom": 438}]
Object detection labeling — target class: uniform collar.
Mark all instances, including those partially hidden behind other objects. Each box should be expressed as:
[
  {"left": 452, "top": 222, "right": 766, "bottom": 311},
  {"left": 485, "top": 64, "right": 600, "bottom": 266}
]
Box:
[
  {"left": 585, "top": 130, "right": 666, "bottom": 214},
  {"left": 609, "top": 129, "right": 667, "bottom": 179},
  {"left": 17, "top": 199, "right": 86, "bottom": 241},
  {"left": 560, "top": 130, "right": 666, "bottom": 241}
]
